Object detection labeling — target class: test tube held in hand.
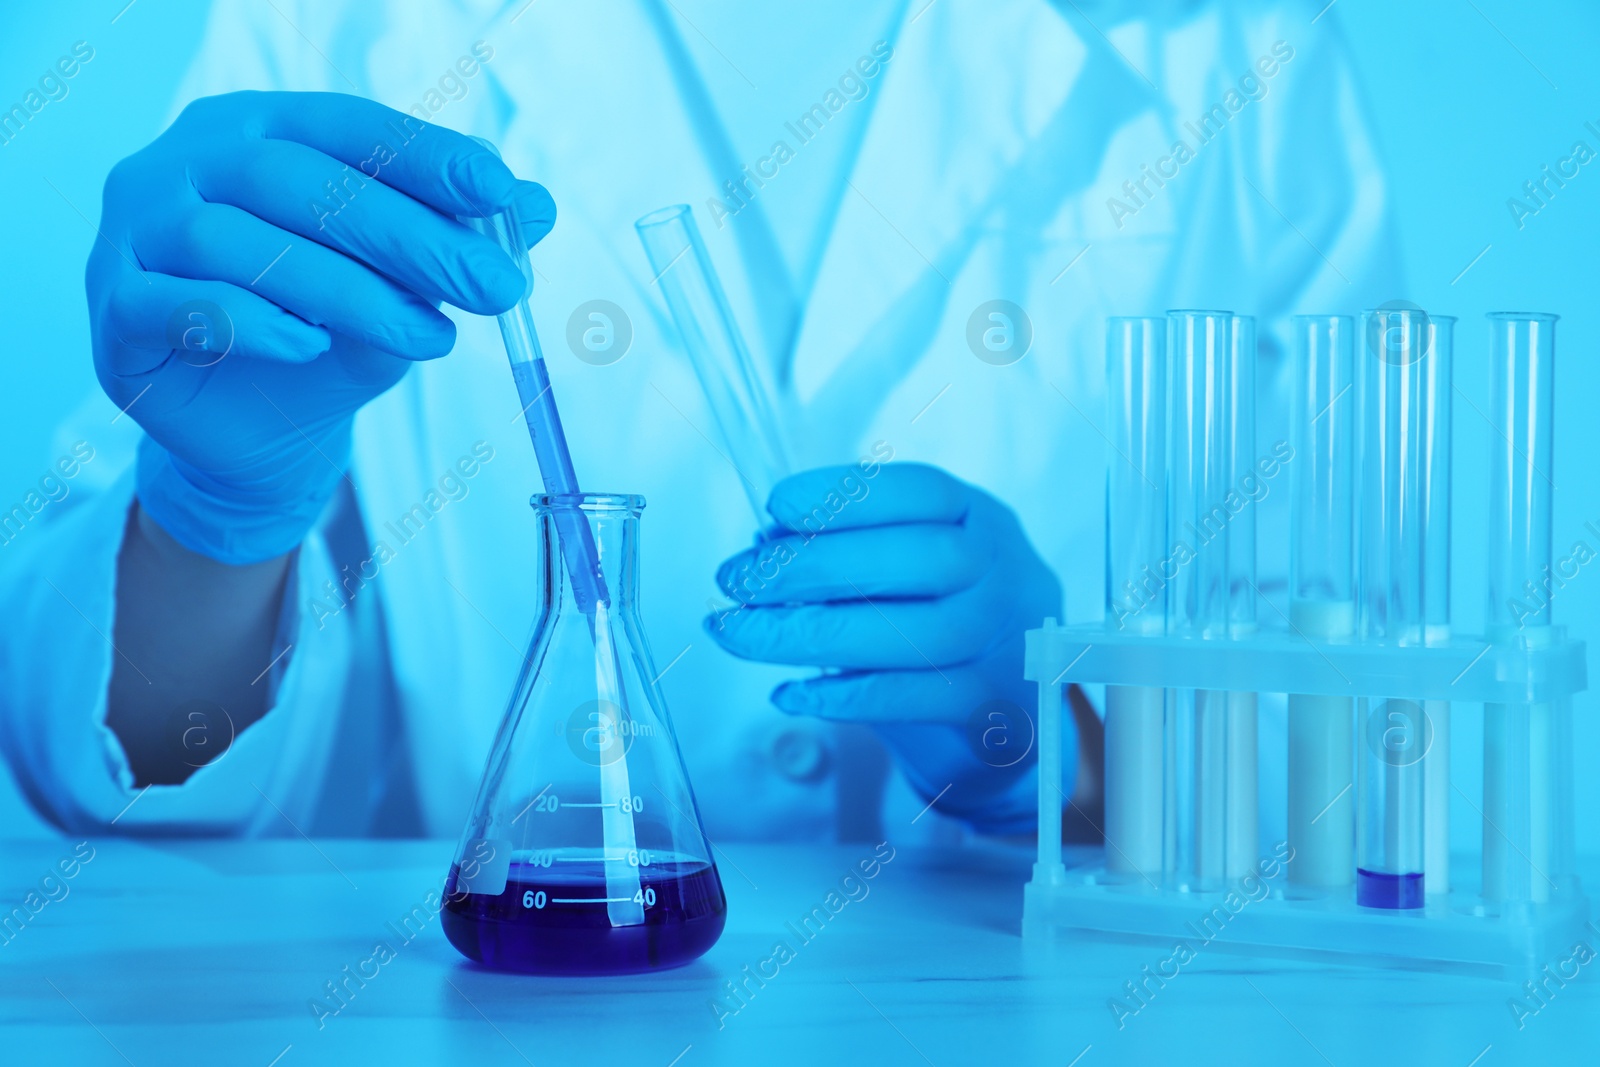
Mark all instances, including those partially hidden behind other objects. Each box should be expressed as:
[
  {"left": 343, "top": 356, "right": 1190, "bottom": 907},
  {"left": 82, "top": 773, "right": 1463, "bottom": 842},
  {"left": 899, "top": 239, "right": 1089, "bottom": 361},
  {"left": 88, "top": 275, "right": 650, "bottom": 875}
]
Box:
[{"left": 636, "top": 205, "right": 791, "bottom": 519}]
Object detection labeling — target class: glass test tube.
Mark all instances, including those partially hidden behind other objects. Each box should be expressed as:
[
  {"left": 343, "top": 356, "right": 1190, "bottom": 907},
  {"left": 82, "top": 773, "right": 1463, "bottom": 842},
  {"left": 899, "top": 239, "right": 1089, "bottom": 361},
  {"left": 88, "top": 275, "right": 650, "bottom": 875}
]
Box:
[
  {"left": 1104, "top": 318, "right": 1167, "bottom": 882},
  {"left": 635, "top": 205, "right": 791, "bottom": 518},
  {"left": 1287, "top": 316, "right": 1357, "bottom": 889},
  {"left": 1165, "top": 310, "right": 1248, "bottom": 887},
  {"left": 1482, "top": 312, "right": 1561, "bottom": 905},
  {"left": 1422, "top": 317, "right": 1455, "bottom": 896},
  {"left": 1225, "top": 316, "right": 1259, "bottom": 878},
  {"left": 1355, "top": 308, "right": 1452, "bottom": 908}
]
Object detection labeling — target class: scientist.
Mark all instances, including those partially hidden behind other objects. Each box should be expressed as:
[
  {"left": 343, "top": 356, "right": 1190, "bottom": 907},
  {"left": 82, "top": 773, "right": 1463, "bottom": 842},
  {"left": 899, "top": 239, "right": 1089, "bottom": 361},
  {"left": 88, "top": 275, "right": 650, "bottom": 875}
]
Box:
[{"left": 0, "top": 0, "right": 1397, "bottom": 842}]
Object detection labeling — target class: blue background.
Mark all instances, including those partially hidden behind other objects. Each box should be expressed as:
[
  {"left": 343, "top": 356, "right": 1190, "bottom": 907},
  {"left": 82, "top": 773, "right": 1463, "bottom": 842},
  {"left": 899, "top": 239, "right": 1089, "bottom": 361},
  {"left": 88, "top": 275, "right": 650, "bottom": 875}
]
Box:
[{"left": 1, "top": 0, "right": 1596, "bottom": 840}]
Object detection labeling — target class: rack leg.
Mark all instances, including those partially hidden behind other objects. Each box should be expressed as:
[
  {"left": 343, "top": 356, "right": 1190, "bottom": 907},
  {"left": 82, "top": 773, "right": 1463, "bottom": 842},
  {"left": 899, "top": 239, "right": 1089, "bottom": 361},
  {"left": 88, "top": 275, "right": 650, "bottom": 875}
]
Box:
[{"left": 1034, "top": 678, "right": 1065, "bottom": 885}]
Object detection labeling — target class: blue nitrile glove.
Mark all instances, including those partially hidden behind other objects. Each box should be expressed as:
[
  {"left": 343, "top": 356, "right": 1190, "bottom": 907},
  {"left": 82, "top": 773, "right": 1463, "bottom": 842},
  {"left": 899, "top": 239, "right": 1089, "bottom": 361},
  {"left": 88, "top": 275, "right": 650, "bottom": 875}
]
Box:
[
  {"left": 86, "top": 91, "right": 556, "bottom": 563},
  {"left": 706, "top": 463, "right": 1066, "bottom": 831}
]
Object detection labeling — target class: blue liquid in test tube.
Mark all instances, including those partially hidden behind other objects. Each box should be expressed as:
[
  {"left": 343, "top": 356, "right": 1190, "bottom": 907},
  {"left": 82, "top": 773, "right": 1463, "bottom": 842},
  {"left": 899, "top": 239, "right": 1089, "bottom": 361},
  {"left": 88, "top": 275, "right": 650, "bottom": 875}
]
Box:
[
  {"left": 1354, "top": 307, "right": 1453, "bottom": 909},
  {"left": 464, "top": 195, "right": 607, "bottom": 614}
]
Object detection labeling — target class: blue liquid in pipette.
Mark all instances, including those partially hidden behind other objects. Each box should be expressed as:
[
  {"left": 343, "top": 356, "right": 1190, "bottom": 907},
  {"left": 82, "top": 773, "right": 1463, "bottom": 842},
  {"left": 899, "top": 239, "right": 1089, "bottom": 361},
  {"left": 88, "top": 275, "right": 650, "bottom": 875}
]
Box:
[
  {"left": 511, "top": 359, "right": 580, "bottom": 494},
  {"left": 441, "top": 859, "right": 726, "bottom": 975},
  {"left": 511, "top": 359, "right": 608, "bottom": 612},
  {"left": 1356, "top": 868, "right": 1424, "bottom": 909}
]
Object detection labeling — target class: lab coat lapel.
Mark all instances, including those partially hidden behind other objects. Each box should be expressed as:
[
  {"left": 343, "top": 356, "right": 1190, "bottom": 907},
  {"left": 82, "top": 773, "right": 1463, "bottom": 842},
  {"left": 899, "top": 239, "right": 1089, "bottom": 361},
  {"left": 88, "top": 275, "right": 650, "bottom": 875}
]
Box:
[{"left": 785, "top": 0, "right": 1089, "bottom": 459}]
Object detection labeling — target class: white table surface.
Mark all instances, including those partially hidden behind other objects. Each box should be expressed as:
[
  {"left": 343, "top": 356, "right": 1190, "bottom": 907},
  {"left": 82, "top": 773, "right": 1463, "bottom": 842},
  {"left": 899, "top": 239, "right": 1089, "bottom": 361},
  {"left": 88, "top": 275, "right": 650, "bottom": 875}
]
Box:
[{"left": 0, "top": 839, "right": 1593, "bottom": 1066}]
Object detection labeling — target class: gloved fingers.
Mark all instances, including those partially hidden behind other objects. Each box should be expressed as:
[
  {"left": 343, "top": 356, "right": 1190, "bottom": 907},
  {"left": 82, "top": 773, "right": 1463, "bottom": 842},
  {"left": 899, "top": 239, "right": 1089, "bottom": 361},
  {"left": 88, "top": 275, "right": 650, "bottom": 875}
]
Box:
[
  {"left": 194, "top": 136, "right": 523, "bottom": 316},
  {"left": 770, "top": 665, "right": 992, "bottom": 724},
  {"left": 248, "top": 92, "right": 551, "bottom": 229},
  {"left": 775, "top": 667, "right": 1044, "bottom": 810},
  {"left": 766, "top": 462, "right": 972, "bottom": 535},
  {"left": 715, "top": 522, "right": 991, "bottom": 605},
  {"left": 510, "top": 180, "right": 558, "bottom": 247},
  {"left": 706, "top": 581, "right": 1009, "bottom": 669},
  {"left": 98, "top": 267, "right": 331, "bottom": 377},
  {"left": 136, "top": 200, "right": 457, "bottom": 360}
]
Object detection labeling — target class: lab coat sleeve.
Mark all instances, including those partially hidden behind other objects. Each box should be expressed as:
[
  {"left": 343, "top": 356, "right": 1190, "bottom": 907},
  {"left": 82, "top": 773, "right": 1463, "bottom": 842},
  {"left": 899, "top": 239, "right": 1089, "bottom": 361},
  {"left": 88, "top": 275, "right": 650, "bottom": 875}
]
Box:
[
  {"left": 0, "top": 452, "right": 354, "bottom": 835},
  {"left": 0, "top": 0, "right": 382, "bottom": 831}
]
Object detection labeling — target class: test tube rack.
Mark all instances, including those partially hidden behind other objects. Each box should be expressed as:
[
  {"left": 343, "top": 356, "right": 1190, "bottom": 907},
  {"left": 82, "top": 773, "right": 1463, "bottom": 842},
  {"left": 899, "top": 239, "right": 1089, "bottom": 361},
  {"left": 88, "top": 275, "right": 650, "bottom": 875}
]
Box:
[
  {"left": 1022, "top": 622, "right": 1587, "bottom": 974},
  {"left": 1022, "top": 309, "right": 1588, "bottom": 975}
]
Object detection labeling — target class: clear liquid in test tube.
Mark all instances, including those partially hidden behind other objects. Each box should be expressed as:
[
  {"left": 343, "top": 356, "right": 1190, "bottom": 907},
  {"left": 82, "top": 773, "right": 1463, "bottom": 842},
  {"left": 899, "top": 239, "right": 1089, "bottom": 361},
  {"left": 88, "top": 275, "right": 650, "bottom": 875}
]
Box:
[
  {"left": 1482, "top": 312, "right": 1561, "bottom": 906},
  {"left": 1287, "top": 315, "right": 1357, "bottom": 890},
  {"left": 1165, "top": 310, "right": 1250, "bottom": 887},
  {"left": 1224, "top": 315, "right": 1259, "bottom": 879},
  {"left": 1355, "top": 307, "right": 1452, "bottom": 908},
  {"left": 1104, "top": 317, "right": 1167, "bottom": 883},
  {"left": 1422, "top": 316, "right": 1455, "bottom": 897}
]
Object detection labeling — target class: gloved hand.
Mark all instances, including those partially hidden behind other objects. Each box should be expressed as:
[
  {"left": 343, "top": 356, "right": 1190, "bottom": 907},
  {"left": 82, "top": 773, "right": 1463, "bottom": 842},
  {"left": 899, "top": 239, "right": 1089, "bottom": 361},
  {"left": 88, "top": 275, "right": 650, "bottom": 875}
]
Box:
[
  {"left": 87, "top": 91, "right": 555, "bottom": 563},
  {"left": 706, "top": 462, "right": 1066, "bottom": 831}
]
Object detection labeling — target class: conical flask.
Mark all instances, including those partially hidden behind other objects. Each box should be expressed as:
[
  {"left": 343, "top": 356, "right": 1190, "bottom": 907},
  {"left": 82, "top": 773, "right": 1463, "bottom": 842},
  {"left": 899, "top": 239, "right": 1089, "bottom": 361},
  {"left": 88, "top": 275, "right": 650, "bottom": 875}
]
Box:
[{"left": 442, "top": 493, "right": 726, "bottom": 974}]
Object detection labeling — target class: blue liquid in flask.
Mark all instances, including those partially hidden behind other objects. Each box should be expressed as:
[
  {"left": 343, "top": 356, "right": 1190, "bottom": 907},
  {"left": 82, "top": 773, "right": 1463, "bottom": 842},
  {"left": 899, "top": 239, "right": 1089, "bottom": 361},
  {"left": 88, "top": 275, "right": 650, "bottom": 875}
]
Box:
[{"left": 442, "top": 857, "right": 726, "bottom": 975}]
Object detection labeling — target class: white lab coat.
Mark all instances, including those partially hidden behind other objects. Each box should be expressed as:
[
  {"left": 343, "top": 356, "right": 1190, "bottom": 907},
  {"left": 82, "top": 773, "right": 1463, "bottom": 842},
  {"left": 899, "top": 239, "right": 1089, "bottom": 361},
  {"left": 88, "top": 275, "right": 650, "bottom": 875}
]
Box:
[{"left": 0, "top": 0, "right": 1400, "bottom": 841}]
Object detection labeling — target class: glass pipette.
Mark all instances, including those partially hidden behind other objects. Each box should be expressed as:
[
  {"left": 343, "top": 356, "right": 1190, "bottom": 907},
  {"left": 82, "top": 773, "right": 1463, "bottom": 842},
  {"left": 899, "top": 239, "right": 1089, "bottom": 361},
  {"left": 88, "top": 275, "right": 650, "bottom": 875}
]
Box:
[{"left": 464, "top": 199, "right": 607, "bottom": 615}]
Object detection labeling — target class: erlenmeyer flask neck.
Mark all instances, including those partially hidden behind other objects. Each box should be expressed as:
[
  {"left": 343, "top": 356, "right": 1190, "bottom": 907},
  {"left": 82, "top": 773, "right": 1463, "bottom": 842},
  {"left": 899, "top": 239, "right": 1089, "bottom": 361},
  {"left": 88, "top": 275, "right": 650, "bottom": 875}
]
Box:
[{"left": 532, "top": 493, "right": 643, "bottom": 614}]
